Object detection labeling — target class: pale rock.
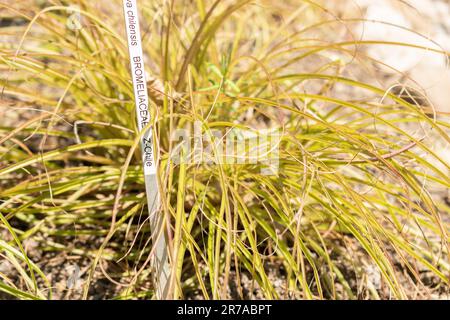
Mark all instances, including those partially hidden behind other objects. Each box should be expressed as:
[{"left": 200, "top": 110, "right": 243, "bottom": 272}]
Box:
[
  {"left": 354, "top": 0, "right": 450, "bottom": 112},
  {"left": 408, "top": 63, "right": 450, "bottom": 113}
]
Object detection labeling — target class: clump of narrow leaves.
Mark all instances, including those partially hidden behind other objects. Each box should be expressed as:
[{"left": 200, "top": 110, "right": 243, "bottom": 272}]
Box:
[{"left": 0, "top": 0, "right": 449, "bottom": 300}]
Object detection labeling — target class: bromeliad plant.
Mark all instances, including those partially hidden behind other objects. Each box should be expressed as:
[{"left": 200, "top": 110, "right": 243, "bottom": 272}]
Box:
[{"left": 0, "top": 0, "right": 449, "bottom": 299}]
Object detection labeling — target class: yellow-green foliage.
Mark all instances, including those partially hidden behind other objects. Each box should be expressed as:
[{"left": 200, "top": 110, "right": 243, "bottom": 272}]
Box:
[{"left": 0, "top": 0, "right": 449, "bottom": 299}]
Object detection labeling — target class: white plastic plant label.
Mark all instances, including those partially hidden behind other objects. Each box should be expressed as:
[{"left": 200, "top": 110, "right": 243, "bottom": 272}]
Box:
[
  {"left": 123, "top": 0, "right": 156, "bottom": 176},
  {"left": 122, "top": 0, "right": 170, "bottom": 299}
]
